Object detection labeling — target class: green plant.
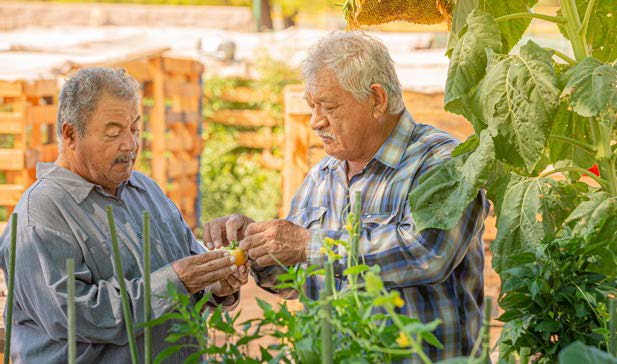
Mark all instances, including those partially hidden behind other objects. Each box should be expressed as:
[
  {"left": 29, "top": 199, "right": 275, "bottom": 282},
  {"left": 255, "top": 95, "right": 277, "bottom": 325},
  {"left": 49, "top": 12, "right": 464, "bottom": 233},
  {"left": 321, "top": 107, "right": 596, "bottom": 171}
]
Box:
[{"left": 406, "top": 0, "right": 617, "bottom": 361}]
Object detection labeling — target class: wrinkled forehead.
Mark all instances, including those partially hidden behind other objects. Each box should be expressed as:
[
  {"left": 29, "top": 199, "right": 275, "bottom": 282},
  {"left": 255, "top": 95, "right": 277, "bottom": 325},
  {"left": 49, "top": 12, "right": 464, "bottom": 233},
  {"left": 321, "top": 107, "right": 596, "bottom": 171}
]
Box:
[
  {"left": 304, "top": 69, "right": 344, "bottom": 101},
  {"left": 89, "top": 93, "right": 141, "bottom": 127}
]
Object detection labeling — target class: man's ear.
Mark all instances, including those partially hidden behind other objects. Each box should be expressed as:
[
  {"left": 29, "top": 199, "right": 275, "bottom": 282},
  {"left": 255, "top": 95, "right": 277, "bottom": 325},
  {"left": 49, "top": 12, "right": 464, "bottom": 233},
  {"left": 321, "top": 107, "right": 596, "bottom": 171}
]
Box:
[
  {"left": 61, "top": 122, "right": 78, "bottom": 150},
  {"left": 369, "top": 84, "right": 388, "bottom": 118}
]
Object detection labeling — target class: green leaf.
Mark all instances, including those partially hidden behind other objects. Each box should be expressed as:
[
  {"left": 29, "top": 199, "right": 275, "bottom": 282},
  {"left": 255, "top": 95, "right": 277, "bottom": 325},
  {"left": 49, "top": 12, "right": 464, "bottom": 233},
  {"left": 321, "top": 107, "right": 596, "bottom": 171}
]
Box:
[
  {"left": 154, "top": 344, "right": 184, "bottom": 364},
  {"left": 451, "top": 135, "right": 480, "bottom": 158},
  {"left": 548, "top": 102, "right": 595, "bottom": 169},
  {"left": 490, "top": 174, "right": 581, "bottom": 273},
  {"left": 445, "top": 10, "right": 502, "bottom": 126},
  {"left": 342, "top": 265, "right": 370, "bottom": 276},
  {"left": 479, "top": 0, "right": 539, "bottom": 51},
  {"left": 480, "top": 41, "right": 560, "bottom": 173},
  {"left": 558, "top": 0, "right": 617, "bottom": 63},
  {"left": 559, "top": 341, "right": 617, "bottom": 363},
  {"left": 410, "top": 129, "right": 495, "bottom": 231},
  {"left": 561, "top": 57, "right": 617, "bottom": 118},
  {"left": 565, "top": 192, "right": 617, "bottom": 247}
]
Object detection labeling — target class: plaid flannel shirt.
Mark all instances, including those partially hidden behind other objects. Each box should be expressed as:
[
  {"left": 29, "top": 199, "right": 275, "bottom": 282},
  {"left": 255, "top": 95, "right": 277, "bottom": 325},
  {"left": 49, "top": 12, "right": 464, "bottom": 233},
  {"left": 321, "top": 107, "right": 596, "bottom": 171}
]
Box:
[{"left": 253, "top": 110, "right": 489, "bottom": 362}]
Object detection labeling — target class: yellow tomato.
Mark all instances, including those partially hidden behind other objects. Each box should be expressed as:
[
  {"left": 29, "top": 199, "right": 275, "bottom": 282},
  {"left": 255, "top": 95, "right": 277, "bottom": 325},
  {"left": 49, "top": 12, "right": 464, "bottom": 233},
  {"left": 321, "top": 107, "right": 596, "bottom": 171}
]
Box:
[{"left": 228, "top": 248, "right": 247, "bottom": 267}]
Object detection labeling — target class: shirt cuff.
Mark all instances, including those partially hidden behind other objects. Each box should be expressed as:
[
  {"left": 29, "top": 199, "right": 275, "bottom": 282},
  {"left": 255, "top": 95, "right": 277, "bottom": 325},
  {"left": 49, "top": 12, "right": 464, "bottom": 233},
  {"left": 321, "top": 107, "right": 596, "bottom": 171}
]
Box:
[{"left": 150, "top": 263, "right": 190, "bottom": 317}]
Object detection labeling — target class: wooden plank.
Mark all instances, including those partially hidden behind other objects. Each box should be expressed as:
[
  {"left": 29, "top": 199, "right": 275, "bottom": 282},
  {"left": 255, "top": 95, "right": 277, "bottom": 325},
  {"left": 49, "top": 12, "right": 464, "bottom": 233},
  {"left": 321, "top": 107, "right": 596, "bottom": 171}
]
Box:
[
  {"left": 209, "top": 110, "right": 278, "bottom": 128},
  {"left": 0, "top": 222, "right": 6, "bottom": 236},
  {"left": 0, "top": 150, "right": 24, "bottom": 170},
  {"left": 162, "top": 58, "right": 203, "bottom": 76},
  {"left": 0, "top": 184, "right": 25, "bottom": 206},
  {"left": 281, "top": 113, "right": 311, "bottom": 218},
  {"left": 39, "top": 144, "right": 58, "bottom": 162},
  {"left": 205, "top": 86, "right": 265, "bottom": 104},
  {"left": 147, "top": 57, "right": 167, "bottom": 188},
  {"left": 27, "top": 105, "right": 56, "bottom": 126},
  {"left": 120, "top": 60, "right": 151, "bottom": 82},
  {"left": 0, "top": 113, "right": 24, "bottom": 134},
  {"left": 164, "top": 80, "right": 201, "bottom": 98},
  {"left": 23, "top": 80, "right": 57, "bottom": 97},
  {"left": 0, "top": 81, "right": 23, "bottom": 97},
  {"left": 237, "top": 130, "right": 282, "bottom": 149},
  {"left": 284, "top": 84, "right": 311, "bottom": 115}
]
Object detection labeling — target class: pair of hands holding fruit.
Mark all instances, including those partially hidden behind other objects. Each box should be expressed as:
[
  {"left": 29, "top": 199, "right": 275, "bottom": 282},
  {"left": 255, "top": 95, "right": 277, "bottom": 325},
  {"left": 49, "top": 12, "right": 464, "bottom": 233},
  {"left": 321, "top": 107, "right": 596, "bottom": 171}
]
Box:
[{"left": 172, "top": 214, "right": 310, "bottom": 299}]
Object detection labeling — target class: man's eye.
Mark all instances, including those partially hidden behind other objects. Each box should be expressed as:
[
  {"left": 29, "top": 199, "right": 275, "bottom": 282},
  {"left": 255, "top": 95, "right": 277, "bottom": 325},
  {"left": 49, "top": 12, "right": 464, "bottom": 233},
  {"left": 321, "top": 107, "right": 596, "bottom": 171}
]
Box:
[{"left": 107, "top": 134, "right": 120, "bottom": 138}]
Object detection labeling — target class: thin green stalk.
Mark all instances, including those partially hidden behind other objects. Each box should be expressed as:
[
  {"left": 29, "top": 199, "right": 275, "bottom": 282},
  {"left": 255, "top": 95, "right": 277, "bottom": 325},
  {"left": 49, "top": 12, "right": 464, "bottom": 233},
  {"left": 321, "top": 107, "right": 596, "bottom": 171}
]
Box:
[
  {"left": 561, "top": 0, "right": 589, "bottom": 60},
  {"left": 480, "top": 298, "right": 492, "bottom": 364},
  {"left": 143, "top": 211, "right": 152, "bottom": 364},
  {"left": 67, "top": 259, "right": 76, "bottom": 364},
  {"left": 539, "top": 166, "right": 608, "bottom": 187},
  {"left": 548, "top": 48, "right": 577, "bottom": 65},
  {"left": 320, "top": 260, "right": 334, "bottom": 364},
  {"left": 579, "top": 0, "right": 596, "bottom": 37},
  {"left": 494, "top": 12, "right": 566, "bottom": 24},
  {"left": 385, "top": 305, "right": 432, "bottom": 364},
  {"left": 610, "top": 299, "right": 616, "bottom": 357},
  {"left": 550, "top": 134, "right": 596, "bottom": 155},
  {"left": 4, "top": 213, "right": 17, "bottom": 364},
  {"left": 106, "top": 206, "right": 139, "bottom": 364},
  {"left": 590, "top": 119, "right": 617, "bottom": 194},
  {"left": 349, "top": 191, "right": 362, "bottom": 308}
]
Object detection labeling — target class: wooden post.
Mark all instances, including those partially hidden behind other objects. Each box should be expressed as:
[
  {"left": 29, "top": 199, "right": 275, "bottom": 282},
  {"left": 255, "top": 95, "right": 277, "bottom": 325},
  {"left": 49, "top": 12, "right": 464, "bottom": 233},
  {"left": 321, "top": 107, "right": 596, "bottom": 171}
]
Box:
[{"left": 147, "top": 57, "right": 167, "bottom": 188}]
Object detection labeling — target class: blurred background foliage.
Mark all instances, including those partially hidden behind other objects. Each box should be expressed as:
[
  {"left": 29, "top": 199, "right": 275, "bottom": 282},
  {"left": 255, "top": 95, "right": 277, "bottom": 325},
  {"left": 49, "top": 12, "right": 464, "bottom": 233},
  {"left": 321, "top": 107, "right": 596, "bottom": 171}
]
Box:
[{"left": 200, "top": 51, "right": 300, "bottom": 223}]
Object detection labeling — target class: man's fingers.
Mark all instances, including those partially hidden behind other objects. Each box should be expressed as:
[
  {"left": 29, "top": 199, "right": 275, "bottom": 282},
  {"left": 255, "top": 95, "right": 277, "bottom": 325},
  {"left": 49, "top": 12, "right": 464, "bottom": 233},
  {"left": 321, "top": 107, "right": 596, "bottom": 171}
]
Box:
[
  {"left": 202, "top": 265, "right": 237, "bottom": 284},
  {"left": 200, "top": 255, "right": 236, "bottom": 272},
  {"left": 192, "top": 250, "right": 228, "bottom": 264},
  {"left": 255, "top": 255, "right": 275, "bottom": 267},
  {"left": 225, "top": 215, "right": 244, "bottom": 243},
  {"left": 247, "top": 243, "right": 271, "bottom": 260},
  {"left": 203, "top": 223, "right": 213, "bottom": 250},
  {"left": 239, "top": 232, "right": 268, "bottom": 251},
  {"left": 245, "top": 221, "right": 271, "bottom": 236}
]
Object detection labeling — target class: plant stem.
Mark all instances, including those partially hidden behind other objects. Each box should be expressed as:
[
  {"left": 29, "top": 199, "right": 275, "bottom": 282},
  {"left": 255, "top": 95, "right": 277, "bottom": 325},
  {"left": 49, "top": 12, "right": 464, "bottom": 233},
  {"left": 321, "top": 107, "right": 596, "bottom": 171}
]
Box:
[
  {"left": 67, "top": 258, "right": 76, "bottom": 364},
  {"left": 143, "top": 211, "right": 152, "bottom": 364},
  {"left": 106, "top": 206, "right": 139, "bottom": 364},
  {"left": 320, "top": 260, "right": 334, "bottom": 364},
  {"left": 481, "top": 298, "right": 492, "bottom": 364},
  {"left": 548, "top": 48, "right": 576, "bottom": 65},
  {"left": 539, "top": 166, "right": 608, "bottom": 187},
  {"left": 385, "top": 306, "right": 432, "bottom": 364},
  {"left": 591, "top": 120, "right": 617, "bottom": 194},
  {"left": 519, "top": 347, "right": 531, "bottom": 364},
  {"left": 610, "top": 299, "right": 616, "bottom": 357},
  {"left": 4, "top": 214, "right": 17, "bottom": 364},
  {"left": 494, "top": 12, "right": 566, "bottom": 24},
  {"left": 579, "top": 0, "right": 596, "bottom": 37},
  {"left": 550, "top": 134, "right": 596, "bottom": 155},
  {"left": 561, "top": 0, "right": 589, "bottom": 60}
]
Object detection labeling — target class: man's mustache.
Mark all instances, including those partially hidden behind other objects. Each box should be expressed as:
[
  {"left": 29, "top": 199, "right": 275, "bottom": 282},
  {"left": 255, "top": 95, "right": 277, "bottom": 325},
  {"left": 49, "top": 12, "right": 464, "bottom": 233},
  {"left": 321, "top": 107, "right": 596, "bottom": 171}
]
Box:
[
  {"left": 113, "top": 153, "right": 136, "bottom": 164},
  {"left": 318, "top": 130, "right": 337, "bottom": 140}
]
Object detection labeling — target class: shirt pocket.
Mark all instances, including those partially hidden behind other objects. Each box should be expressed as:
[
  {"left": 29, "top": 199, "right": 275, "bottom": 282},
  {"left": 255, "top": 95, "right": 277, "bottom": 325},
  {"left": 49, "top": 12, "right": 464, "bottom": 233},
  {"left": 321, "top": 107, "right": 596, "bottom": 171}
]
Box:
[
  {"left": 289, "top": 206, "right": 327, "bottom": 229},
  {"left": 82, "top": 237, "right": 115, "bottom": 280}
]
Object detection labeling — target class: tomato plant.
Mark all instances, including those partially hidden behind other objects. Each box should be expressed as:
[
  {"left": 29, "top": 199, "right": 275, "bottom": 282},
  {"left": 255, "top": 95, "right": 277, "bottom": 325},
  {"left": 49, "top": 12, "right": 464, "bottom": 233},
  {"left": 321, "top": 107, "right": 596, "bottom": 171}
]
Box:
[{"left": 224, "top": 240, "right": 248, "bottom": 266}]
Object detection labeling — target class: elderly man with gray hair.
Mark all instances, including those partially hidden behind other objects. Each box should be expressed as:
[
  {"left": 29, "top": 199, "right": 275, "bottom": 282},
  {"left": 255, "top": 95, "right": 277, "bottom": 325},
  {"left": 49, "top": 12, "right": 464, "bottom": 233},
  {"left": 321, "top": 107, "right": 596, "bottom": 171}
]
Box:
[
  {"left": 204, "top": 31, "right": 489, "bottom": 362},
  {"left": 0, "top": 67, "right": 249, "bottom": 363}
]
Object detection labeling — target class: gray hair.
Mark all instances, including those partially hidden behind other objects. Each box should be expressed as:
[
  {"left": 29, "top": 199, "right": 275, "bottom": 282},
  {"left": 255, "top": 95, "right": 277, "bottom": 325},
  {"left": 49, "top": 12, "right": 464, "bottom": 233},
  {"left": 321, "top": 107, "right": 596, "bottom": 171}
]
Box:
[
  {"left": 302, "top": 31, "right": 404, "bottom": 114},
  {"left": 56, "top": 67, "right": 140, "bottom": 143}
]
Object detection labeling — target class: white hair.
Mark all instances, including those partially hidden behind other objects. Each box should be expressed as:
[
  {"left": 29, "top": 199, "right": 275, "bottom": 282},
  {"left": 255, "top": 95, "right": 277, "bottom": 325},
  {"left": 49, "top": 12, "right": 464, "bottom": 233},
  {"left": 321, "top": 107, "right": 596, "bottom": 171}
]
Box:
[
  {"left": 302, "top": 31, "right": 405, "bottom": 114},
  {"left": 57, "top": 67, "right": 140, "bottom": 146}
]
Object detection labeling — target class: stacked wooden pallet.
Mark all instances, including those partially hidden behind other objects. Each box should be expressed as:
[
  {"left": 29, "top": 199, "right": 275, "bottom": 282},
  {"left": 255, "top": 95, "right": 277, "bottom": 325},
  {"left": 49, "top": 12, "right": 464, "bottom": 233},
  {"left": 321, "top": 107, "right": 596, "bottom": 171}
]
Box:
[
  {"left": 0, "top": 79, "right": 58, "bottom": 233},
  {"left": 205, "top": 79, "right": 284, "bottom": 171}
]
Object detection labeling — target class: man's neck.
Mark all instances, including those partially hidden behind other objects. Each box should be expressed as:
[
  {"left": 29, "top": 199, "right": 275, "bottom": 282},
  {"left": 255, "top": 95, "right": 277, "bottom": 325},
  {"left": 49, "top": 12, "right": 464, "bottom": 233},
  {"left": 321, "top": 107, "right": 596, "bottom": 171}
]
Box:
[{"left": 55, "top": 154, "right": 117, "bottom": 196}]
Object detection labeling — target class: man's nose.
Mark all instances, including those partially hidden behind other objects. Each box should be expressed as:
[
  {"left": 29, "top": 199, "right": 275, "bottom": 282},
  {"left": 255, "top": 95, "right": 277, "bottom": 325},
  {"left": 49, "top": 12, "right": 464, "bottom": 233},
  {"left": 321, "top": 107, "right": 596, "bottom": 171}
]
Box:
[
  {"left": 119, "top": 130, "right": 138, "bottom": 152},
  {"left": 310, "top": 107, "right": 328, "bottom": 130}
]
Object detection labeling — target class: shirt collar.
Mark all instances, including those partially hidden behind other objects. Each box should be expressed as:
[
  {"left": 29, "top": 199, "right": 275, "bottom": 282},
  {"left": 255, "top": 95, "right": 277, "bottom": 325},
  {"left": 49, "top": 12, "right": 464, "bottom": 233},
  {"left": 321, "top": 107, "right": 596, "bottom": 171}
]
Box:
[
  {"left": 36, "top": 162, "right": 146, "bottom": 204},
  {"left": 321, "top": 109, "right": 416, "bottom": 172}
]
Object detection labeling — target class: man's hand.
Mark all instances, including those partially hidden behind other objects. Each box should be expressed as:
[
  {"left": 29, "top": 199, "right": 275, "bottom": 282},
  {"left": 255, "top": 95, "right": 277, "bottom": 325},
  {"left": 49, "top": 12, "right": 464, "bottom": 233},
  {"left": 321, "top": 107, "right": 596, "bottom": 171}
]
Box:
[
  {"left": 172, "top": 251, "right": 237, "bottom": 294},
  {"left": 203, "top": 214, "right": 255, "bottom": 250},
  {"left": 210, "top": 261, "right": 252, "bottom": 297},
  {"left": 239, "top": 220, "right": 310, "bottom": 267}
]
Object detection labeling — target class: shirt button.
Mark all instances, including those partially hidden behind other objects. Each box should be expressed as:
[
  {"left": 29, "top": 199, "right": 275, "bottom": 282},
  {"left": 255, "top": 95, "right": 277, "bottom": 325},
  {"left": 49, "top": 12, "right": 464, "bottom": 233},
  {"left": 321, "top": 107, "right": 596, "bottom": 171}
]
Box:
[{"left": 117, "top": 200, "right": 124, "bottom": 206}]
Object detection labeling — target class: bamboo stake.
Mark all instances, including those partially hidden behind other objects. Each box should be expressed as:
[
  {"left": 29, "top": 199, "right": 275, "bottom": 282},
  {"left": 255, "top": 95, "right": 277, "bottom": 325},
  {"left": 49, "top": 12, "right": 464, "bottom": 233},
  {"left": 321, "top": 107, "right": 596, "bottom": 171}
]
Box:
[
  {"left": 67, "top": 258, "right": 76, "bottom": 364},
  {"left": 610, "top": 299, "right": 616, "bottom": 357},
  {"left": 4, "top": 214, "right": 17, "bottom": 364},
  {"left": 106, "top": 206, "right": 139, "bottom": 364},
  {"left": 143, "top": 211, "right": 152, "bottom": 364},
  {"left": 320, "top": 260, "right": 334, "bottom": 364}
]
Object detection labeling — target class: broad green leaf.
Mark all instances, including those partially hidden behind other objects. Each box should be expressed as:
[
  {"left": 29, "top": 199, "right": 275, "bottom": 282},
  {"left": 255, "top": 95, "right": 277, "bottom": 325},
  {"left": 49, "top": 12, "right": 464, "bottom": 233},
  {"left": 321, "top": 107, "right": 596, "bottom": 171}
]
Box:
[
  {"left": 564, "top": 192, "right": 617, "bottom": 246},
  {"left": 480, "top": 41, "right": 560, "bottom": 173},
  {"left": 479, "top": 0, "right": 539, "bottom": 51},
  {"left": 445, "top": 10, "right": 502, "bottom": 128},
  {"left": 548, "top": 101, "right": 595, "bottom": 169},
  {"left": 559, "top": 341, "right": 617, "bottom": 363},
  {"left": 451, "top": 134, "right": 479, "bottom": 158},
  {"left": 410, "top": 129, "right": 495, "bottom": 231},
  {"left": 446, "top": 0, "right": 480, "bottom": 55},
  {"left": 561, "top": 57, "right": 617, "bottom": 118},
  {"left": 490, "top": 174, "right": 581, "bottom": 273},
  {"left": 558, "top": 0, "right": 617, "bottom": 63}
]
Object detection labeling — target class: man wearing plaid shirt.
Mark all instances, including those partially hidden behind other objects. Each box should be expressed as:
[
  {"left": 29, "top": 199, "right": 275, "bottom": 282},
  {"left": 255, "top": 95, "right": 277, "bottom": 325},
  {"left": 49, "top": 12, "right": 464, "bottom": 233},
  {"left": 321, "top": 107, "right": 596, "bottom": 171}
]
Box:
[{"left": 203, "top": 31, "right": 489, "bottom": 361}]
